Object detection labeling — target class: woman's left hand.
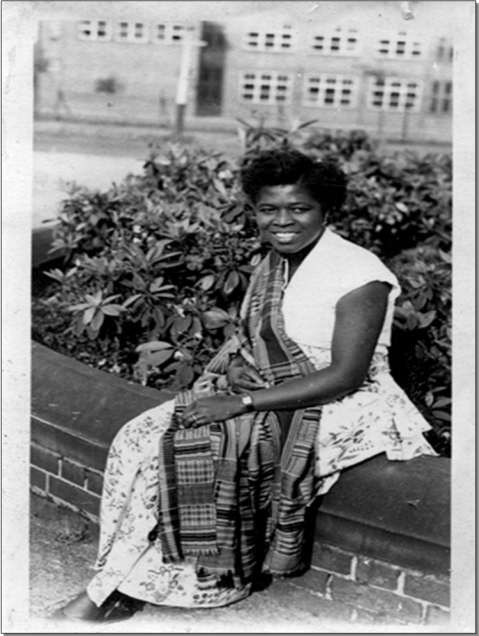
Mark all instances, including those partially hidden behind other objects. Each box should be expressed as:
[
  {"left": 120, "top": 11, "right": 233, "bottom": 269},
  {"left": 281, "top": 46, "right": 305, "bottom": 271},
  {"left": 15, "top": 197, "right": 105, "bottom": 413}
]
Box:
[{"left": 180, "top": 395, "right": 245, "bottom": 428}]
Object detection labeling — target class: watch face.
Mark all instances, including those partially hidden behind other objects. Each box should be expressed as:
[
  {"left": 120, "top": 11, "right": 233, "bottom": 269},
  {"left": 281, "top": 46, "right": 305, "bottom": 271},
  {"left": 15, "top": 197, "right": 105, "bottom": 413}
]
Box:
[{"left": 242, "top": 395, "right": 253, "bottom": 410}]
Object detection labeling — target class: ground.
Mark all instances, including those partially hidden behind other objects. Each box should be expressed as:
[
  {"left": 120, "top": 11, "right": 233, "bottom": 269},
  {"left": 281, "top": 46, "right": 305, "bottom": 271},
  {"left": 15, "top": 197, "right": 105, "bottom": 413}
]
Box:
[{"left": 30, "top": 493, "right": 363, "bottom": 633}]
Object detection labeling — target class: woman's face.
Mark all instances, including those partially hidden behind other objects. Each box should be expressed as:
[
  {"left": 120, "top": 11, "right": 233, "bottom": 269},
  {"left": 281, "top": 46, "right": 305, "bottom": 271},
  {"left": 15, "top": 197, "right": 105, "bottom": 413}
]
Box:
[{"left": 253, "top": 183, "right": 325, "bottom": 255}]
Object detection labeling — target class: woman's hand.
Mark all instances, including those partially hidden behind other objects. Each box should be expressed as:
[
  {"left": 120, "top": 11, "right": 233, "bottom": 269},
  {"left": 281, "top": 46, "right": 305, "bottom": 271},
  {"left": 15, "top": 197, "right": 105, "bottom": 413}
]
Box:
[
  {"left": 180, "top": 395, "right": 246, "bottom": 428},
  {"left": 227, "top": 357, "right": 268, "bottom": 393}
]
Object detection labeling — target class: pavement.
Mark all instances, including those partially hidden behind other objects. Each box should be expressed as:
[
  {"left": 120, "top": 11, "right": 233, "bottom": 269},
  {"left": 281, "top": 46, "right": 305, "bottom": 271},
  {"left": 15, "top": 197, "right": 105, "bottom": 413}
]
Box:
[
  {"left": 33, "top": 120, "right": 243, "bottom": 229},
  {"left": 30, "top": 493, "right": 366, "bottom": 634}
]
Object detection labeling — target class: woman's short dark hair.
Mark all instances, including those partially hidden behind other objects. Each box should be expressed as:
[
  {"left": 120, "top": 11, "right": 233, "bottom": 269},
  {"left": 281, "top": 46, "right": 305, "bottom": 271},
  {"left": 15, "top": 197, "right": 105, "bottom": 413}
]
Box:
[{"left": 240, "top": 148, "right": 347, "bottom": 214}]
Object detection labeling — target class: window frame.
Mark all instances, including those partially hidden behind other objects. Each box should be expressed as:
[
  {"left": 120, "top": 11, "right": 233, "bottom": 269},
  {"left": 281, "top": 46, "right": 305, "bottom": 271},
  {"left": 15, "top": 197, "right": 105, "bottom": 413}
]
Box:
[
  {"left": 375, "top": 31, "right": 422, "bottom": 60},
  {"left": 77, "top": 20, "right": 112, "bottom": 42},
  {"left": 430, "top": 79, "right": 452, "bottom": 114},
  {"left": 239, "top": 70, "right": 293, "bottom": 105},
  {"left": 152, "top": 23, "right": 196, "bottom": 45},
  {"left": 367, "top": 76, "right": 423, "bottom": 113},
  {"left": 303, "top": 73, "right": 359, "bottom": 109},
  {"left": 113, "top": 21, "right": 149, "bottom": 43},
  {"left": 242, "top": 25, "right": 296, "bottom": 53},
  {"left": 309, "top": 26, "right": 361, "bottom": 57}
]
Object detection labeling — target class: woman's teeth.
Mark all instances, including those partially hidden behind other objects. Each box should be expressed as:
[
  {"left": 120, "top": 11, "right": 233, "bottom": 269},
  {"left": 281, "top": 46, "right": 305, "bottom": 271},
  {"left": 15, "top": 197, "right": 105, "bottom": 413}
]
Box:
[{"left": 274, "top": 232, "right": 297, "bottom": 242}]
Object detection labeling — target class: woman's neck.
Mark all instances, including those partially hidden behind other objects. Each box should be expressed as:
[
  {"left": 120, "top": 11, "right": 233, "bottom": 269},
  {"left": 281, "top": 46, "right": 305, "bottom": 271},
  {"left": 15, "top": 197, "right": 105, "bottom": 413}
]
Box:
[{"left": 284, "top": 228, "right": 325, "bottom": 279}]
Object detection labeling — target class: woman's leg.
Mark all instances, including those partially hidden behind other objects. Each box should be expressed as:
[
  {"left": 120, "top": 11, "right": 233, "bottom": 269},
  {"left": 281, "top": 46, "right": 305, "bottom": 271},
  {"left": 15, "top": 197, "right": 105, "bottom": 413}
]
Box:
[
  {"left": 55, "top": 400, "right": 175, "bottom": 614},
  {"left": 92, "top": 401, "right": 175, "bottom": 575}
]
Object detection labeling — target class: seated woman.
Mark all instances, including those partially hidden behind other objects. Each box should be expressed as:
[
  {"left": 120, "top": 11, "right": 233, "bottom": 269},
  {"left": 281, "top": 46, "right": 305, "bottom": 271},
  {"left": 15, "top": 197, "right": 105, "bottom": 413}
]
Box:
[{"left": 56, "top": 149, "right": 435, "bottom": 622}]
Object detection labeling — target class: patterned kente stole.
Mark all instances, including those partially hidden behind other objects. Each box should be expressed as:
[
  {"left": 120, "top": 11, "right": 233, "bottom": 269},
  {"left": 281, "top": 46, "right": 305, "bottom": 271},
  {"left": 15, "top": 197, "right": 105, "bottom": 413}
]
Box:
[{"left": 155, "top": 250, "right": 322, "bottom": 580}]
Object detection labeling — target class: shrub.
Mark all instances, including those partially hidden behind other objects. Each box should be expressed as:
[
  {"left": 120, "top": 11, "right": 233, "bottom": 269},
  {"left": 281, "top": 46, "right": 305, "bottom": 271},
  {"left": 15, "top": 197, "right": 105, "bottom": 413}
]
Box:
[{"left": 32, "top": 128, "right": 451, "bottom": 453}]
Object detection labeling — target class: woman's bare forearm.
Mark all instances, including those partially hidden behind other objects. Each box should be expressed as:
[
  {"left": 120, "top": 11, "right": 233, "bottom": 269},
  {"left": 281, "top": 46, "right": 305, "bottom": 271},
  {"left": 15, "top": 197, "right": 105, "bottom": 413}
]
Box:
[{"left": 248, "top": 366, "right": 362, "bottom": 412}]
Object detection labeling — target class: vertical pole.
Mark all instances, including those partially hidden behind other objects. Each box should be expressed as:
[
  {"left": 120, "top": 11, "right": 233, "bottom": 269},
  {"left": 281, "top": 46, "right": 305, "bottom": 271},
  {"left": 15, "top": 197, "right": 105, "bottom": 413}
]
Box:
[
  {"left": 401, "top": 104, "right": 410, "bottom": 141},
  {"left": 175, "top": 33, "right": 193, "bottom": 137}
]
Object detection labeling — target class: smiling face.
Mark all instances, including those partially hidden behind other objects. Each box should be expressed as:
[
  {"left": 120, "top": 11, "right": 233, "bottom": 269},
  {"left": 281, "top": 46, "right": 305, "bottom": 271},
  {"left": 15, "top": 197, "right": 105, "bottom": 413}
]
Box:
[{"left": 253, "top": 183, "right": 326, "bottom": 255}]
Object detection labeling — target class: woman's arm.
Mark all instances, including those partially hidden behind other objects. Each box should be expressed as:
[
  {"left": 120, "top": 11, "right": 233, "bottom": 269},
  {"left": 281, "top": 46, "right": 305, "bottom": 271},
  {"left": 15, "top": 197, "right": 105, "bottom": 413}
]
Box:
[
  {"left": 181, "top": 281, "right": 390, "bottom": 426},
  {"left": 250, "top": 280, "right": 390, "bottom": 411}
]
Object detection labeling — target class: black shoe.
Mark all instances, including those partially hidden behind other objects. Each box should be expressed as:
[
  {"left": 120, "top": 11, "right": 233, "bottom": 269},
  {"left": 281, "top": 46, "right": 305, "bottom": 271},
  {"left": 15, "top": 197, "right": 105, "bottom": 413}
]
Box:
[{"left": 52, "top": 590, "right": 143, "bottom": 623}]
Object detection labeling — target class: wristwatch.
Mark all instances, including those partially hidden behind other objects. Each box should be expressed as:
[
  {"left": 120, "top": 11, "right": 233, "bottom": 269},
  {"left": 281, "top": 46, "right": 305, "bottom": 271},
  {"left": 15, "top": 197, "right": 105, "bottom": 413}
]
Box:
[{"left": 240, "top": 393, "right": 255, "bottom": 412}]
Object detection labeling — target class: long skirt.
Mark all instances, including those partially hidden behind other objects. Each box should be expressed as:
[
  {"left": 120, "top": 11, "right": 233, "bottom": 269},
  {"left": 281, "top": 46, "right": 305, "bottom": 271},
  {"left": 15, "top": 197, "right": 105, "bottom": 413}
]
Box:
[{"left": 86, "top": 351, "right": 436, "bottom": 608}]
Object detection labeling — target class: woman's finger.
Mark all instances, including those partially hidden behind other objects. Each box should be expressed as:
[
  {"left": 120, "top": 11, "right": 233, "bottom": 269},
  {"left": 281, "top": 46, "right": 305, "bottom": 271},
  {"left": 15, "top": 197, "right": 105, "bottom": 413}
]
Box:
[{"left": 242, "top": 367, "right": 267, "bottom": 385}]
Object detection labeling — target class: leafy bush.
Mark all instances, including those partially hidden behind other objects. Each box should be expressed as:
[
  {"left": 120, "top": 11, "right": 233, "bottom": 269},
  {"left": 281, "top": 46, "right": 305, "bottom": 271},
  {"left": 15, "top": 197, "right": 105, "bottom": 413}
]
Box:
[{"left": 32, "top": 127, "right": 451, "bottom": 453}]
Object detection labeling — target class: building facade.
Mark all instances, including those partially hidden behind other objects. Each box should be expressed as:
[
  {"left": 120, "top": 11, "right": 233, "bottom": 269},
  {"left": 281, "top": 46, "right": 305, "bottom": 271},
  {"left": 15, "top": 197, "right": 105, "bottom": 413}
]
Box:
[{"left": 36, "top": 1, "right": 453, "bottom": 142}]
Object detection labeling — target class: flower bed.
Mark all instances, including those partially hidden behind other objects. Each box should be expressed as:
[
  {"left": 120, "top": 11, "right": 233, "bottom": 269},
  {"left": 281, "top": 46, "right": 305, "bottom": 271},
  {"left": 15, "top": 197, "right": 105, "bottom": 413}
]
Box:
[{"left": 31, "top": 126, "right": 451, "bottom": 455}]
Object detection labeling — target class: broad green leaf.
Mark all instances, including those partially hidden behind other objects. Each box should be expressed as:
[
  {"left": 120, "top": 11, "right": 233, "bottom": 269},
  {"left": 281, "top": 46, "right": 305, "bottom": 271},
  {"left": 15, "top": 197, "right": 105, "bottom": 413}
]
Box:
[
  {"left": 203, "top": 308, "right": 230, "bottom": 330},
  {"left": 122, "top": 294, "right": 142, "bottom": 308},
  {"left": 101, "top": 304, "right": 124, "bottom": 316},
  {"left": 67, "top": 302, "right": 91, "bottom": 312},
  {"left": 90, "top": 310, "right": 104, "bottom": 332},
  {"left": 198, "top": 274, "right": 215, "bottom": 291},
  {"left": 83, "top": 306, "right": 96, "bottom": 325},
  {"left": 142, "top": 348, "right": 175, "bottom": 367},
  {"left": 135, "top": 341, "right": 173, "bottom": 353},
  {"left": 224, "top": 270, "right": 240, "bottom": 295}
]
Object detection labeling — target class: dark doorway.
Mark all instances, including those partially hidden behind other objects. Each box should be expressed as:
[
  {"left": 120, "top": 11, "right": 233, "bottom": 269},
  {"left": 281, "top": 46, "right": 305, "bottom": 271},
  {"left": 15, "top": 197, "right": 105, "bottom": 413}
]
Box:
[{"left": 196, "top": 22, "right": 227, "bottom": 116}]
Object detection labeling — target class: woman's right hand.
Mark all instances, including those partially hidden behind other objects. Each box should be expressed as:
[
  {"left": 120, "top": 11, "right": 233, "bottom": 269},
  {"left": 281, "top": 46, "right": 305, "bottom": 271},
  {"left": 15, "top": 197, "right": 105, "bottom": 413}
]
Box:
[{"left": 227, "top": 357, "right": 269, "bottom": 393}]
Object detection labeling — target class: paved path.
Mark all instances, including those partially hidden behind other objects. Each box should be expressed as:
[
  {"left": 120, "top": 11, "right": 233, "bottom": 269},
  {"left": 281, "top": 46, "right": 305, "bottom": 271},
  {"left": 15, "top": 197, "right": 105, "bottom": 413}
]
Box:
[
  {"left": 33, "top": 122, "right": 242, "bottom": 229},
  {"left": 30, "top": 494, "right": 356, "bottom": 633},
  {"left": 33, "top": 151, "right": 144, "bottom": 228}
]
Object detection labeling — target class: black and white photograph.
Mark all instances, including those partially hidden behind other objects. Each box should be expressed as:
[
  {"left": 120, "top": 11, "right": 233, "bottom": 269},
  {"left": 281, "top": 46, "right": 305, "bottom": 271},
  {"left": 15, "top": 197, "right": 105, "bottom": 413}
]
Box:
[{"left": 2, "top": 0, "right": 475, "bottom": 632}]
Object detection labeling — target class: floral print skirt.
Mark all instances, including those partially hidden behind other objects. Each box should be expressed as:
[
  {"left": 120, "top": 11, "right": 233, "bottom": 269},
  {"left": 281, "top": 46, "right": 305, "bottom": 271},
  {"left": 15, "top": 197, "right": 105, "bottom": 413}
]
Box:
[{"left": 86, "top": 350, "right": 436, "bottom": 609}]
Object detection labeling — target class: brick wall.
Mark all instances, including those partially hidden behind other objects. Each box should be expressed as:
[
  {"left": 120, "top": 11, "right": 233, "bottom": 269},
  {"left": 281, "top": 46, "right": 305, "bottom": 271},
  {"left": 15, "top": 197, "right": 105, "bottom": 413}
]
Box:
[
  {"left": 31, "top": 441, "right": 102, "bottom": 522},
  {"left": 30, "top": 433, "right": 450, "bottom": 627},
  {"left": 293, "top": 543, "right": 450, "bottom": 626}
]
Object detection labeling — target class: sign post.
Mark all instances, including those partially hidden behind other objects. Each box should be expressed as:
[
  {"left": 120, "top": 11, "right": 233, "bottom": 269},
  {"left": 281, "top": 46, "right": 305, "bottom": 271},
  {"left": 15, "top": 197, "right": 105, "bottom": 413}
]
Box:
[{"left": 174, "top": 31, "right": 206, "bottom": 137}]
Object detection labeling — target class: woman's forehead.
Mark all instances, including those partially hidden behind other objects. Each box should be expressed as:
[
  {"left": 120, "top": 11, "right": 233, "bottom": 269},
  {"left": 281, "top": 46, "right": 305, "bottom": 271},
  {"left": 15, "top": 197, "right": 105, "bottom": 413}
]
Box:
[{"left": 255, "top": 183, "right": 316, "bottom": 203}]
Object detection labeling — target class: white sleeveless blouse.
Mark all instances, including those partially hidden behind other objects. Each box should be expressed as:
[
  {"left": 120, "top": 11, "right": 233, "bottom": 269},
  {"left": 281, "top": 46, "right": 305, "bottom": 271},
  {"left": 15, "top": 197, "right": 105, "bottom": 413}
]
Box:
[{"left": 281, "top": 228, "right": 400, "bottom": 352}]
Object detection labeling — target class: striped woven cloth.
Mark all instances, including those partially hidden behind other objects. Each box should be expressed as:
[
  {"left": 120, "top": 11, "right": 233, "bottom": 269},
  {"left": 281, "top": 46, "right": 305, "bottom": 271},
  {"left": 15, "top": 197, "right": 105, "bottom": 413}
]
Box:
[{"left": 156, "top": 250, "right": 322, "bottom": 580}]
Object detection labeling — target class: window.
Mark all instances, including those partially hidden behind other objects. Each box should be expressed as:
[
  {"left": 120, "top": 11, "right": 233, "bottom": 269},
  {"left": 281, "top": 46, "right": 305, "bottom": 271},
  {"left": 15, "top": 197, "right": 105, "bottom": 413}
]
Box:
[
  {"left": 436, "top": 37, "right": 453, "bottom": 63},
  {"left": 153, "top": 23, "right": 195, "bottom": 44},
  {"left": 376, "top": 31, "right": 422, "bottom": 59},
  {"left": 430, "top": 80, "right": 452, "bottom": 114},
  {"left": 368, "top": 77, "right": 422, "bottom": 112},
  {"left": 114, "top": 21, "right": 148, "bottom": 43},
  {"left": 311, "top": 26, "right": 359, "bottom": 56},
  {"left": 304, "top": 74, "right": 358, "bottom": 108},
  {"left": 243, "top": 25, "right": 295, "bottom": 51},
  {"left": 77, "top": 20, "right": 112, "bottom": 42},
  {"left": 240, "top": 71, "right": 292, "bottom": 104}
]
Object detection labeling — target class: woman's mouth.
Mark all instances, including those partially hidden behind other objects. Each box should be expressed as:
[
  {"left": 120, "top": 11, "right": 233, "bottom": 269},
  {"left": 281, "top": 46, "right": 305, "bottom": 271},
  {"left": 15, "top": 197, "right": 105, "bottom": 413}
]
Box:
[{"left": 272, "top": 232, "right": 299, "bottom": 243}]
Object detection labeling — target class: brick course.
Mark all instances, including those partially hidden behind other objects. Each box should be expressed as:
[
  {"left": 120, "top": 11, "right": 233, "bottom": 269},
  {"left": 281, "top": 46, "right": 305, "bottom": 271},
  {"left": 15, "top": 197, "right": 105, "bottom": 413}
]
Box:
[
  {"left": 85, "top": 468, "right": 104, "bottom": 495},
  {"left": 311, "top": 542, "right": 353, "bottom": 576},
  {"left": 330, "top": 576, "right": 423, "bottom": 622},
  {"left": 31, "top": 443, "right": 61, "bottom": 474},
  {"left": 61, "top": 458, "right": 87, "bottom": 487},
  {"left": 289, "top": 567, "right": 330, "bottom": 596},
  {"left": 356, "top": 556, "right": 401, "bottom": 590},
  {"left": 30, "top": 466, "right": 47, "bottom": 491},
  {"left": 425, "top": 605, "right": 450, "bottom": 625},
  {"left": 404, "top": 572, "right": 450, "bottom": 607},
  {"left": 49, "top": 475, "right": 101, "bottom": 518},
  {"left": 31, "top": 416, "right": 108, "bottom": 472}
]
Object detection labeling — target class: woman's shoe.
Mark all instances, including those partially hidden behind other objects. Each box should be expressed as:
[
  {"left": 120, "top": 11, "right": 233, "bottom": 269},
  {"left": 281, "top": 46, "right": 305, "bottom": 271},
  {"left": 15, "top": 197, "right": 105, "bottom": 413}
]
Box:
[{"left": 52, "top": 590, "right": 143, "bottom": 623}]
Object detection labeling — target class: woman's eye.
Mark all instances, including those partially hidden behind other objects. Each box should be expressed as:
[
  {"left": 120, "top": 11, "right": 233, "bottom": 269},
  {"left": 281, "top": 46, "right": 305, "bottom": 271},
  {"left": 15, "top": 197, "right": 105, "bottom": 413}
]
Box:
[
  {"left": 291, "top": 207, "right": 310, "bottom": 213},
  {"left": 258, "top": 208, "right": 276, "bottom": 215}
]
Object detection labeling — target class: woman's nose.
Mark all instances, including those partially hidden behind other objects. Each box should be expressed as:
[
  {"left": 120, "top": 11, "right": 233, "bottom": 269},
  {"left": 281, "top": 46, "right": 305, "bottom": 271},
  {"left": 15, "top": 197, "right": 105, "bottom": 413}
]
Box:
[{"left": 276, "top": 208, "right": 293, "bottom": 226}]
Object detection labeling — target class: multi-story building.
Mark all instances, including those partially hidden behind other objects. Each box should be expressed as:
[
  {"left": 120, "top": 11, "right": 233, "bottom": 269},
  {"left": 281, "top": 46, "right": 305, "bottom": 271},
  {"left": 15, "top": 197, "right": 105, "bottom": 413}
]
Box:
[{"left": 36, "top": 1, "right": 453, "bottom": 142}]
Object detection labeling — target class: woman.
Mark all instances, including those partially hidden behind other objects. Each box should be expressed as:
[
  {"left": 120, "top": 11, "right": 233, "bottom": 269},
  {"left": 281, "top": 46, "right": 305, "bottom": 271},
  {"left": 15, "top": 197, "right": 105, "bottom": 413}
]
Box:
[{"left": 56, "top": 149, "right": 435, "bottom": 622}]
